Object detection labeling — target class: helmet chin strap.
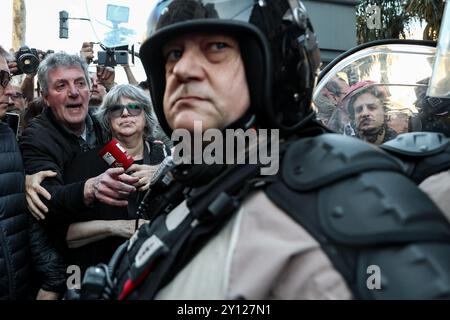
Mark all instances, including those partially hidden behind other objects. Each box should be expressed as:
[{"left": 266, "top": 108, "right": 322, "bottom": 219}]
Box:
[
  {"left": 169, "top": 111, "right": 257, "bottom": 188},
  {"left": 224, "top": 111, "right": 256, "bottom": 131}
]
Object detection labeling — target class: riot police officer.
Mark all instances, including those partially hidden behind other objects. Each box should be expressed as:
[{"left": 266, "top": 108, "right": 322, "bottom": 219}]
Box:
[{"left": 80, "top": 0, "right": 450, "bottom": 300}]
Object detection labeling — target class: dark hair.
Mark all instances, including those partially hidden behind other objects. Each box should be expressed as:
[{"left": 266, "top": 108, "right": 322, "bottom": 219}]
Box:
[
  {"left": 347, "top": 86, "right": 387, "bottom": 120},
  {"left": 138, "top": 80, "right": 150, "bottom": 90},
  {"left": 37, "top": 52, "right": 90, "bottom": 95}
]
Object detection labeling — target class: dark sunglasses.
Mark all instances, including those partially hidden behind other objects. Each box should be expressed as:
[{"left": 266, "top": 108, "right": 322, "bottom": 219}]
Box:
[
  {"left": 0, "top": 70, "right": 12, "bottom": 89},
  {"left": 108, "top": 103, "right": 144, "bottom": 118}
]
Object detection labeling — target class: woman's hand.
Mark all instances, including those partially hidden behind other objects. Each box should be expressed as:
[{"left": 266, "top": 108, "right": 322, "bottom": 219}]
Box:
[{"left": 127, "top": 164, "right": 160, "bottom": 192}]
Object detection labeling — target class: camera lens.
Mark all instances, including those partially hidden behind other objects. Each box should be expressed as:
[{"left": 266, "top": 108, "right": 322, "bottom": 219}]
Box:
[
  {"left": 18, "top": 54, "right": 39, "bottom": 74},
  {"left": 16, "top": 46, "right": 40, "bottom": 75}
]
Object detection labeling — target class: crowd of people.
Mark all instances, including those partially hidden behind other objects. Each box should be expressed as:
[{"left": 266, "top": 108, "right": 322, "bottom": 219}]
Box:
[
  {"left": 1, "top": 40, "right": 171, "bottom": 299},
  {"left": 1, "top": 0, "right": 450, "bottom": 300}
]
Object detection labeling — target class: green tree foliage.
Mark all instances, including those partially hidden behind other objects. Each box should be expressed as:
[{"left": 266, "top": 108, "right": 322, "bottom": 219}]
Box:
[
  {"left": 405, "top": 0, "right": 445, "bottom": 40},
  {"left": 357, "top": 0, "right": 445, "bottom": 44}
]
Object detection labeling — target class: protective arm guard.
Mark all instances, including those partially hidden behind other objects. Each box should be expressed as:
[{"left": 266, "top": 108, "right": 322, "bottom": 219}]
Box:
[
  {"left": 380, "top": 132, "right": 450, "bottom": 184},
  {"left": 266, "top": 134, "right": 450, "bottom": 299}
]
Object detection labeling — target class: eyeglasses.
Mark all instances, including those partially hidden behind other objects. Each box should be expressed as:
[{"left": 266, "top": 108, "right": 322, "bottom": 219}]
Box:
[
  {"left": 108, "top": 103, "right": 144, "bottom": 118},
  {"left": 0, "top": 70, "right": 12, "bottom": 89}
]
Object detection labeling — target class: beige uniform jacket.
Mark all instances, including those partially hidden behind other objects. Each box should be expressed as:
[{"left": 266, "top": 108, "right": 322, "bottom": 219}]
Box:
[
  {"left": 155, "top": 190, "right": 351, "bottom": 300},
  {"left": 420, "top": 169, "right": 450, "bottom": 222}
]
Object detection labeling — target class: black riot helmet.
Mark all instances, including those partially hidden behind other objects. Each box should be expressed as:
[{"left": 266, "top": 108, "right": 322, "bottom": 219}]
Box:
[{"left": 140, "top": 0, "right": 321, "bottom": 136}]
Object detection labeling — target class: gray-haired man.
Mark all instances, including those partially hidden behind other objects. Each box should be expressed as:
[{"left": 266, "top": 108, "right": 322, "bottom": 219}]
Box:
[{"left": 20, "top": 52, "right": 138, "bottom": 223}]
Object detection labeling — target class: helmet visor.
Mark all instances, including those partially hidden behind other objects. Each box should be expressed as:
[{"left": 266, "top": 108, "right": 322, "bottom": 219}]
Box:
[
  {"left": 313, "top": 41, "right": 450, "bottom": 142},
  {"left": 147, "top": 0, "right": 256, "bottom": 37}
]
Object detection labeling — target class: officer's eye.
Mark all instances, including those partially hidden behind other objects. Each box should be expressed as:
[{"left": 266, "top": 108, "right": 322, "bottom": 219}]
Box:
[
  {"left": 211, "top": 42, "right": 228, "bottom": 51},
  {"left": 165, "top": 49, "right": 183, "bottom": 62}
]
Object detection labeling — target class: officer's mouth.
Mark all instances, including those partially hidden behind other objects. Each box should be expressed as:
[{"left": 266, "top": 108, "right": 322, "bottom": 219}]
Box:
[{"left": 174, "top": 96, "right": 206, "bottom": 106}]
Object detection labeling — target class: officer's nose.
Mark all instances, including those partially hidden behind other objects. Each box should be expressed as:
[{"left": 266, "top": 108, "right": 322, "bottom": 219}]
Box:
[{"left": 172, "top": 48, "right": 205, "bottom": 83}]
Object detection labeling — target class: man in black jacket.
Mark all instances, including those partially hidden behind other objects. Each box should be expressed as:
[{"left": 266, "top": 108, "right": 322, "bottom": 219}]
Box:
[
  {"left": 0, "top": 45, "right": 65, "bottom": 299},
  {"left": 19, "top": 52, "right": 140, "bottom": 265},
  {"left": 20, "top": 53, "right": 139, "bottom": 220}
]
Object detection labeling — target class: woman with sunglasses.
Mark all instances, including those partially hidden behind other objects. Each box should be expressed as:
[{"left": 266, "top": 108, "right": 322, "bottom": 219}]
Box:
[
  {"left": 95, "top": 84, "right": 170, "bottom": 191},
  {"left": 61, "top": 84, "right": 170, "bottom": 275}
]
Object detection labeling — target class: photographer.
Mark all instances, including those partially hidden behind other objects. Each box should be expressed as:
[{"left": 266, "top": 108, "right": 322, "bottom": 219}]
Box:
[
  {"left": 80, "top": 42, "right": 116, "bottom": 109},
  {"left": 8, "top": 46, "right": 50, "bottom": 103},
  {"left": 8, "top": 59, "right": 35, "bottom": 103},
  {"left": 80, "top": 42, "right": 116, "bottom": 91},
  {"left": 81, "top": 41, "right": 139, "bottom": 89}
]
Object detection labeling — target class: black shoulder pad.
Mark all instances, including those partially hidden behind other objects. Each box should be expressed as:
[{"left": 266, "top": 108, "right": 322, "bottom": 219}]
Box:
[
  {"left": 318, "top": 171, "right": 450, "bottom": 246},
  {"left": 282, "top": 134, "right": 404, "bottom": 191},
  {"left": 409, "top": 144, "right": 450, "bottom": 183},
  {"left": 356, "top": 243, "right": 450, "bottom": 299},
  {"left": 380, "top": 132, "right": 449, "bottom": 157}
]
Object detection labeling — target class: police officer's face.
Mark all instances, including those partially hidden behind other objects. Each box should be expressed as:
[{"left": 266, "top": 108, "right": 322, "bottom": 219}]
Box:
[
  {"left": 0, "top": 56, "right": 14, "bottom": 119},
  {"left": 353, "top": 93, "right": 385, "bottom": 133},
  {"left": 162, "top": 33, "right": 250, "bottom": 131},
  {"left": 43, "top": 66, "right": 90, "bottom": 134}
]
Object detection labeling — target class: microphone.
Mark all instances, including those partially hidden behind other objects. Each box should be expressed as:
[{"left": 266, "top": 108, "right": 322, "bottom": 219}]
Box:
[
  {"left": 99, "top": 138, "right": 134, "bottom": 171},
  {"left": 135, "top": 155, "right": 176, "bottom": 224},
  {"left": 149, "top": 155, "right": 175, "bottom": 186}
]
